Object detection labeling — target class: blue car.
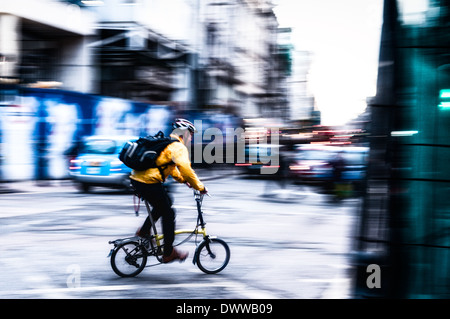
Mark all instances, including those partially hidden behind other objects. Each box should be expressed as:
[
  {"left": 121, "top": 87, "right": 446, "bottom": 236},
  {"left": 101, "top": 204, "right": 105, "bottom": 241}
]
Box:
[{"left": 69, "top": 135, "right": 138, "bottom": 192}]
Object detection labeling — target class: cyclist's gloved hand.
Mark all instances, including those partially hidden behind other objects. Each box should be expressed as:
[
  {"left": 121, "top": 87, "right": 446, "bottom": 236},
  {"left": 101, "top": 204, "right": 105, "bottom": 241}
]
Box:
[{"left": 200, "top": 186, "right": 208, "bottom": 195}]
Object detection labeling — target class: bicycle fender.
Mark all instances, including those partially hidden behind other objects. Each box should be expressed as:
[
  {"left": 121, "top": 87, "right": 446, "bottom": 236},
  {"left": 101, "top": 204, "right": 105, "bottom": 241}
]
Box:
[
  {"left": 107, "top": 237, "right": 139, "bottom": 257},
  {"left": 108, "top": 236, "right": 139, "bottom": 247},
  {"left": 192, "top": 248, "right": 198, "bottom": 265}
]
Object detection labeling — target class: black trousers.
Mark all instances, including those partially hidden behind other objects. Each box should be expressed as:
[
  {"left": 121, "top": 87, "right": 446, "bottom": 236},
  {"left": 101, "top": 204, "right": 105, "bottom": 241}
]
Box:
[{"left": 131, "top": 179, "right": 175, "bottom": 256}]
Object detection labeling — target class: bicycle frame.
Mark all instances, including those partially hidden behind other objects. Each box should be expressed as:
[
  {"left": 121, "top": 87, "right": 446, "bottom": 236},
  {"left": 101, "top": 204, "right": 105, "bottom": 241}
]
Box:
[
  {"left": 143, "top": 190, "right": 209, "bottom": 248},
  {"left": 109, "top": 189, "right": 230, "bottom": 276}
]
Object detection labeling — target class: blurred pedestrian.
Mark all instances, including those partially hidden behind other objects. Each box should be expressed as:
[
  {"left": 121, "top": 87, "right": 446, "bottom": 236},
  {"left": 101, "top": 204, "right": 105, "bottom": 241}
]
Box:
[
  {"left": 330, "top": 151, "right": 348, "bottom": 200},
  {"left": 263, "top": 145, "right": 291, "bottom": 197}
]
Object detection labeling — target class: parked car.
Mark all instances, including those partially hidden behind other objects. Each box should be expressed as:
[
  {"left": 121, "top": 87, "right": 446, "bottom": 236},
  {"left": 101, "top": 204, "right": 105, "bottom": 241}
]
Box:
[
  {"left": 237, "top": 143, "right": 282, "bottom": 176},
  {"left": 68, "top": 135, "right": 138, "bottom": 192}
]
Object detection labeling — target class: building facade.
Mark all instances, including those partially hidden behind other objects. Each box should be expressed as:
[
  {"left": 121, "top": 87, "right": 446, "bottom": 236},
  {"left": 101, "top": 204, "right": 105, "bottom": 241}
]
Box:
[
  {"left": 1, "top": 0, "right": 295, "bottom": 120},
  {"left": 0, "top": 0, "right": 96, "bottom": 91}
]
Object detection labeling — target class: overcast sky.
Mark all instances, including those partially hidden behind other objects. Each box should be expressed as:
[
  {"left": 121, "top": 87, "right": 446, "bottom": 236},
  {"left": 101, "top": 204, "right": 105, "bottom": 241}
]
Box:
[{"left": 273, "top": 0, "right": 384, "bottom": 126}]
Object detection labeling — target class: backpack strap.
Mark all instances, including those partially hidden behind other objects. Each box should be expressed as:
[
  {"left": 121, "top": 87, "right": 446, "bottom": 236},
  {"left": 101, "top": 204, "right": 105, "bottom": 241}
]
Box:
[{"left": 155, "top": 138, "right": 179, "bottom": 182}]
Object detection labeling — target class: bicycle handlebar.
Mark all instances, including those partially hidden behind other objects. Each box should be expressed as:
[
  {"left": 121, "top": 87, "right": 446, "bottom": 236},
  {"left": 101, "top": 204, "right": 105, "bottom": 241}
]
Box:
[{"left": 193, "top": 189, "right": 211, "bottom": 199}]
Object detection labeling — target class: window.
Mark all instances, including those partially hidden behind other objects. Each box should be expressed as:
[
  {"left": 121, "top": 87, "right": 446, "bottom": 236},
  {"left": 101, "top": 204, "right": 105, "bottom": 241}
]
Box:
[{"left": 83, "top": 140, "right": 117, "bottom": 154}]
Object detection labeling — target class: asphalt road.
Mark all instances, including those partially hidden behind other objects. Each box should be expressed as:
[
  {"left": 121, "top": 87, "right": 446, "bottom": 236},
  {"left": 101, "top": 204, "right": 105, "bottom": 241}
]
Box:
[{"left": 0, "top": 174, "right": 359, "bottom": 299}]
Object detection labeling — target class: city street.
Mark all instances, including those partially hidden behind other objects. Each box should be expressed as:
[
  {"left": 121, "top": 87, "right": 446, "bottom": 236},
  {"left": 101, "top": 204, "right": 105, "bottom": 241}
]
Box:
[{"left": 0, "top": 172, "right": 359, "bottom": 299}]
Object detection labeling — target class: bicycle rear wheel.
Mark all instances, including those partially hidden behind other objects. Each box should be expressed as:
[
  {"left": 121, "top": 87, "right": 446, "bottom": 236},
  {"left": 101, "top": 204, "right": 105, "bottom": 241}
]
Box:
[
  {"left": 110, "top": 241, "right": 147, "bottom": 277},
  {"left": 195, "top": 238, "right": 230, "bottom": 274}
]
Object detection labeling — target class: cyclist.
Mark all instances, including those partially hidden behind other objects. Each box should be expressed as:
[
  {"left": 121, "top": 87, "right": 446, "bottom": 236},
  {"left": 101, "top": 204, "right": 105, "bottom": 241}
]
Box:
[{"left": 130, "top": 118, "right": 208, "bottom": 263}]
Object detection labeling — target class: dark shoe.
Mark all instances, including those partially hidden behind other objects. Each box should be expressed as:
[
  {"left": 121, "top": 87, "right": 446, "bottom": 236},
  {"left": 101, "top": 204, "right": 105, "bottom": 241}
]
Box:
[{"left": 162, "top": 248, "right": 188, "bottom": 263}]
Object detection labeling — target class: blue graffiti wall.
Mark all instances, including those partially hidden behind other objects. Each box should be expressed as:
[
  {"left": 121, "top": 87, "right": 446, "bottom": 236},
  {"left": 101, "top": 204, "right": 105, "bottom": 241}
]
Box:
[{"left": 0, "top": 86, "right": 173, "bottom": 181}]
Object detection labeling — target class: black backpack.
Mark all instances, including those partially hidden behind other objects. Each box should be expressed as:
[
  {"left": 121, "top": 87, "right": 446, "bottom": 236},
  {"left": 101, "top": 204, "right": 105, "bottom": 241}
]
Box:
[{"left": 119, "top": 131, "right": 176, "bottom": 171}]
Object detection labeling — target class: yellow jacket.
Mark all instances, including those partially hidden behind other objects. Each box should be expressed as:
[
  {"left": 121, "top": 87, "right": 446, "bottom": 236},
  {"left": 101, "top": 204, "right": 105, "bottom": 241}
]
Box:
[{"left": 130, "top": 134, "right": 205, "bottom": 191}]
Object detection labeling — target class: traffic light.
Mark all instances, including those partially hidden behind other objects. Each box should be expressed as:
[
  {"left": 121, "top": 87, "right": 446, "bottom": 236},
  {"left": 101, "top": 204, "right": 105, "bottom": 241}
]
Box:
[{"left": 438, "top": 89, "right": 450, "bottom": 108}]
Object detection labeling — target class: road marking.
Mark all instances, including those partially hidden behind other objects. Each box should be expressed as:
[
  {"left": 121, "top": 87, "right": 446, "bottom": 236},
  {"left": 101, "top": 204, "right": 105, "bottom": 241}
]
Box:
[
  {"left": 7, "top": 280, "right": 279, "bottom": 299},
  {"left": 0, "top": 206, "right": 84, "bottom": 218},
  {"left": 320, "top": 277, "right": 352, "bottom": 299},
  {"left": 296, "top": 277, "right": 352, "bottom": 299},
  {"left": 297, "top": 278, "right": 349, "bottom": 283},
  {"left": 217, "top": 280, "right": 278, "bottom": 299},
  {"left": 23, "top": 275, "right": 70, "bottom": 299},
  {"left": 7, "top": 284, "right": 137, "bottom": 297},
  {"left": 173, "top": 205, "right": 224, "bottom": 215},
  {"left": 173, "top": 205, "right": 196, "bottom": 210}
]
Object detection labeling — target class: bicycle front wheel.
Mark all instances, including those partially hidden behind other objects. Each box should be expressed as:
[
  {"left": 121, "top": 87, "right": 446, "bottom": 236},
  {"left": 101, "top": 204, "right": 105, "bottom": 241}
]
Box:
[
  {"left": 196, "top": 238, "right": 230, "bottom": 274},
  {"left": 110, "top": 241, "right": 147, "bottom": 277}
]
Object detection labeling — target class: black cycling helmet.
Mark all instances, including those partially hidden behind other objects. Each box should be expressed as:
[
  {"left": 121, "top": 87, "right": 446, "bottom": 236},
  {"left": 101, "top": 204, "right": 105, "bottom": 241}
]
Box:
[{"left": 172, "top": 118, "right": 198, "bottom": 133}]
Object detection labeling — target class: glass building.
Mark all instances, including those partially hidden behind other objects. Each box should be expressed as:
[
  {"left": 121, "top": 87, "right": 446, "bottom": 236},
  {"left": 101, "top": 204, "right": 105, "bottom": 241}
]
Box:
[{"left": 353, "top": 0, "right": 450, "bottom": 298}]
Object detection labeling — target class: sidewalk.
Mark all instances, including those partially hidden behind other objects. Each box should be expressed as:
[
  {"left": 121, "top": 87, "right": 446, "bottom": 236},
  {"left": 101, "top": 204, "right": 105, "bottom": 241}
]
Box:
[
  {"left": 196, "top": 166, "right": 240, "bottom": 181},
  {"left": 0, "top": 179, "right": 71, "bottom": 194},
  {"left": 0, "top": 167, "right": 239, "bottom": 194}
]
